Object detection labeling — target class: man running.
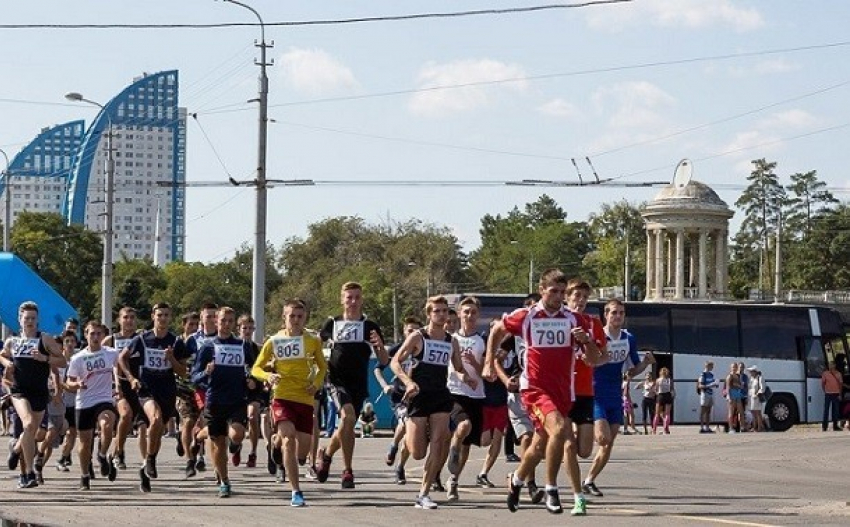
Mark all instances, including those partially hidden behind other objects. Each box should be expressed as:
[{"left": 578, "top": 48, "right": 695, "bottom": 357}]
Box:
[
  {"left": 252, "top": 299, "right": 327, "bottom": 506},
  {"left": 582, "top": 299, "right": 654, "bottom": 498},
  {"left": 105, "top": 307, "right": 145, "bottom": 471},
  {"left": 445, "top": 296, "right": 486, "bottom": 501},
  {"left": 66, "top": 321, "right": 119, "bottom": 489},
  {"left": 239, "top": 314, "right": 265, "bottom": 469},
  {"left": 191, "top": 306, "right": 257, "bottom": 498},
  {"left": 0, "top": 302, "right": 66, "bottom": 489},
  {"left": 119, "top": 302, "right": 189, "bottom": 493},
  {"left": 392, "top": 295, "right": 468, "bottom": 509},
  {"left": 184, "top": 304, "right": 219, "bottom": 474},
  {"left": 374, "top": 316, "right": 422, "bottom": 485},
  {"left": 316, "top": 282, "right": 388, "bottom": 489},
  {"left": 175, "top": 311, "right": 203, "bottom": 477},
  {"left": 485, "top": 269, "right": 582, "bottom": 515}
]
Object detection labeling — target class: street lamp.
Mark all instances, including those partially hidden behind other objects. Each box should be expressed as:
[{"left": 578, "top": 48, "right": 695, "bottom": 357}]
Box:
[
  {"left": 222, "top": 0, "right": 273, "bottom": 340},
  {"left": 65, "top": 92, "right": 114, "bottom": 329}
]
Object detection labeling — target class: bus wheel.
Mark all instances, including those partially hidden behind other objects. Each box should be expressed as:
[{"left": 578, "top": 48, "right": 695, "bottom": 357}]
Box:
[{"left": 765, "top": 394, "right": 797, "bottom": 432}]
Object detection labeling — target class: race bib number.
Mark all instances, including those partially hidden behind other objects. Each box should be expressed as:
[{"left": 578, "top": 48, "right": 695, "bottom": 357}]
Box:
[
  {"left": 214, "top": 344, "right": 245, "bottom": 367},
  {"left": 607, "top": 339, "right": 629, "bottom": 363},
  {"left": 421, "top": 339, "right": 452, "bottom": 367},
  {"left": 455, "top": 336, "right": 476, "bottom": 357},
  {"left": 114, "top": 338, "right": 134, "bottom": 351},
  {"left": 333, "top": 320, "right": 365, "bottom": 343},
  {"left": 529, "top": 318, "right": 570, "bottom": 348},
  {"left": 272, "top": 336, "right": 304, "bottom": 361},
  {"left": 84, "top": 354, "right": 108, "bottom": 373},
  {"left": 12, "top": 338, "right": 39, "bottom": 358},
  {"left": 144, "top": 348, "right": 169, "bottom": 371}
]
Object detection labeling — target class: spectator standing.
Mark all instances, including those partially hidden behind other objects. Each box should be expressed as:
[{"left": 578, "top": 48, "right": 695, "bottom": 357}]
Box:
[
  {"left": 746, "top": 366, "right": 766, "bottom": 432},
  {"left": 822, "top": 362, "right": 843, "bottom": 432},
  {"left": 640, "top": 372, "right": 656, "bottom": 435},
  {"left": 697, "top": 361, "right": 718, "bottom": 434}
]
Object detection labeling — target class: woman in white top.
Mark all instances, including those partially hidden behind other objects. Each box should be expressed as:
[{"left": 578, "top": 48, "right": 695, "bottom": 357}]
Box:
[
  {"left": 746, "top": 366, "right": 766, "bottom": 432},
  {"left": 641, "top": 372, "right": 656, "bottom": 435},
  {"left": 653, "top": 367, "right": 675, "bottom": 434}
]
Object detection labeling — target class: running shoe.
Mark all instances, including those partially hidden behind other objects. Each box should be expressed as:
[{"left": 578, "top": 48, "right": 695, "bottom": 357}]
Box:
[
  {"left": 315, "top": 448, "right": 331, "bottom": 483},
  {"left": 571, "top": 496, "right": 587, "bottom": 516},
  {"left": 195, "top": 455, "right": 206, "bottom": 472},
  {"left": 341, "top": 469, "right": 355, "bottom": 489},
  {"left": 266, "top": 448, "right": 277, "bottom": 475},
  {"left": 395, "top": 465, "right": 406, "bottom": 485},
  {"left": 447, "top": 446, "right": 460, "bottom": 475},
  {"left": 34, "top": 454, "right": 44, "bottom": 473},
  {"left": 415, "top": 495, "right": 438, "bottom": 509},
  {"left": 115, "top": 451, "right": 127, "bottom": 470},
  {"left": 88, "top": 462, "right": 95, "bottom": 480},
  {"left": 506, "top": 473, "right": 522, "bottom": 513},
  {"left": 476, "top": 473, "right": 495, "bottom": 488},
  {"left": 229, "top": 442, "right": 242, "bottom": 467},
  {"left": 35, "top": 468, "right": 44, "bottom": 485},
  {"left": 79, "top": 476, "right": 91, "bottom": 491},
  {"left": 98, "top": 454, "right": 110, "bottom": 477},
  {"left": 7, "top": 441, "right": 19, "bottom": 471},
  {"left": 271, "top": 444, "right": 283, "bottom": 467},
  {"left": 505, "top": 453, "right": 521, "bottom": 463},
  {"left": 291, "top": 490, "right": 306, "bottom": 507},
  {"left": 145, "top": 457, "right": 158, "bottom": 479},
  {"left": 185, "top": 459, "right": 197, "bottom": 478},
  {"left": 16, "top": 474, "right": 27, "bottom": 489},
  {"left": 431, "top": 479, "right": 446, "bottom": 493},
  {"left": 276, "top": 465, "right": 286, "bottom": 484},
  {"left": 138, "top": 468, "right": 151, "bottom": 493},
  {"left": 582, "top": 481, "right": 603, "bottom": 497},
  {"left": 107, "top": 455, "right": 117, "bottom": 482},
  {"left": 26, "top": 472, "right": 38, "bottom": 487},
  {"left": 446, "top": 477, "right": 459, "bottom": 501},
  {"left": 305, "top": 465, "right": 317, "bottom": 481},
  {"left": 218, "top": 482, "right": 232, "bottom": 498},
  {"left": 56, "top": 456, "right": 69, "bottom": 472},
  {"left": 246, "top": 453, "right": 257, "bottom": 468},
  {"left": 527, "top": 481, "right": 545, "bottom": 504},
  {"left": 176, "top": 440, "right": 184, "bottom": 457},
  {"left": 385, "top": 443, "right": 398, "bottom": 466},
  {"left": 545, "top": 488, "right": 563, "bottom": 514}
]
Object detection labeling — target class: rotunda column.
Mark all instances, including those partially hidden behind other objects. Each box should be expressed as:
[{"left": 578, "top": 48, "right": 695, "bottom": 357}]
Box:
[
  {"left": 698, "top": 228, "right": 708, "bottom": 299},
  {"left": 654, "top": 228, "right": 664, "bottom": 300},
  {"left": 645, "top": 229, "right": 654, "bottom": 300},
  {"left": 675, "top": 228, "right": 685, "bottom": 299}
]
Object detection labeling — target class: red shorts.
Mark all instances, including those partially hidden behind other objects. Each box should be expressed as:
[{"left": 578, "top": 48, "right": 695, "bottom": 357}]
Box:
[
  {"left": 482, "top": 405, "right": 508, "bottom": 433},
  {"left": 521, "top": 388, "right": 573, "bottom": 432},
  {"left": 194, "top": 388, "right": 207, "bottom": 410},
  {"left": 271, "top": 399, "right": 315, "bottom": 435}
]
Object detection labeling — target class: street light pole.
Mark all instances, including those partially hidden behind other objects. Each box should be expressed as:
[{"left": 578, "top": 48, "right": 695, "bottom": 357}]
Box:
[
  {"left": 528, "top": 255, "right": 534, "bottom": 293},
  {"left": 224, "top": 0, "right": 272, "bottom": 341},
  {"left": 0, "top": 148, "right": 10, "bottom": 340},
  {"left": 65, "top": 92, "right": 114, "bottom": 329}
]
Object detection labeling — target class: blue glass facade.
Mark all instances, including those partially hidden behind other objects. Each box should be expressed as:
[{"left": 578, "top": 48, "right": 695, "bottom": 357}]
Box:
[{"left": 66, "top": 70, "right": 185, "bottom": 261}]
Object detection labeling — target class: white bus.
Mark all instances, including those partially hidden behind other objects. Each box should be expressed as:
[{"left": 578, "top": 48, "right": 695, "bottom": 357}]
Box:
[{"left": 447, "top": 293, "right": 849, "bottom": 431}]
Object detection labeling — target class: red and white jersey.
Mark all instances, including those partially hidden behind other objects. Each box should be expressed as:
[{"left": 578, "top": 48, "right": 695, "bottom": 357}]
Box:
[{"left": 502, "top": 301, "right": 578, "bottom": 401}]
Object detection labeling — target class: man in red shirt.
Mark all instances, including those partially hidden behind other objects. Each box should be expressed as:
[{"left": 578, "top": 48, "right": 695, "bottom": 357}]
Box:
[{"left": 486, "top": 269, "right": 596, "bottom": 515}]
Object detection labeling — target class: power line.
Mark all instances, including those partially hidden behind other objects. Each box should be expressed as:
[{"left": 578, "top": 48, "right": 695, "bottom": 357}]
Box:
[{"left": 0, "top": 1, "right": 630, "bottom": 29}]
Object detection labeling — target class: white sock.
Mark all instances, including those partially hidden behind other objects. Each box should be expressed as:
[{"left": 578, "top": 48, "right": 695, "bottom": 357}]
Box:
[
  {"left": 545, "top": 484, "right": 558, "bottom": 492},
  {"left": 575, "top": 492, "right": 585, "bottom": 501},
  {"left": 512, "top": 473, "right": 524, "bottom": 487},
  {"left": 584, "top": 477, "right": 594, "bottom": 485}
]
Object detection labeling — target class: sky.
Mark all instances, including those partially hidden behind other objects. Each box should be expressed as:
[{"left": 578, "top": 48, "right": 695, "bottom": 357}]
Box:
[{"left": 2, "top": 1, "right": 850, "bottom": 264}]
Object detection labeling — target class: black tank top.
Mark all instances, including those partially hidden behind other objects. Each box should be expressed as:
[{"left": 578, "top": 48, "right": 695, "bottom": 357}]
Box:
[
  {"left": 11, "top": 332, "right": 50, "bottom": 394},
  {"left": 410, "top": 328, "right": 453, "bottom": 393}
]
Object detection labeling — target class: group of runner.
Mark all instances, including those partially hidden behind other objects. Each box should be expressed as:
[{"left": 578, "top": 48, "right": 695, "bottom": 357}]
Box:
[{"left": 1, "top": 272, "right": 654, "bottom": 515}]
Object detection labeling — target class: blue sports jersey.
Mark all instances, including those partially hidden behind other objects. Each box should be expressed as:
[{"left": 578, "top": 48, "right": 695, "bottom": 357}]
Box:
[
  {"left": 700, "top": 370, "right": 716, "bottom": 395},
  {"left": 593, "top": 329, "right": 639, "bottom": 400}
]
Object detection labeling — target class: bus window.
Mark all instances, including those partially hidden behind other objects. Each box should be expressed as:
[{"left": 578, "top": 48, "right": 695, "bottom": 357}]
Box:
[
  {"left": 741, "top": 308, "right": 809, "bottom": 360},
  {"left": 671, "top": 307, "right": 738, "bottom": 356},
  {"left": 623, "top": 304, "right": 670, "bottom": 353},
  {"left": 803, "top": 337, "right": 826, "bottom": 378}
]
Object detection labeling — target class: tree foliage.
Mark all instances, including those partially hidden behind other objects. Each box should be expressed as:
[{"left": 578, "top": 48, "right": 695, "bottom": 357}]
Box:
[{"left": 584, "top": 200, "right": 647, "bottom": 298}]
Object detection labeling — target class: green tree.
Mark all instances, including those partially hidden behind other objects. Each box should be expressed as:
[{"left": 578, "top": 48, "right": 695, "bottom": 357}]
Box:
[
  {"left": 785, "top": 170, "right": 837, "bottom": 237},
  {"left": 585, "top": 200, "right": 647, "bottom": 298},
  {"left": 10, "top": 212, "right": 102, "bottom": 318},
  {"left": 112, "top": 257, "right": 167, "bottom": 326},
  {"left": 468, "top": 194, "right": 591, "bottom": 293}
]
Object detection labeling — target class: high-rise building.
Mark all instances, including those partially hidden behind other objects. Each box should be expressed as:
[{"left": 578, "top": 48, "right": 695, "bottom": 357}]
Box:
[
  {"left": 66, "top": 70, "right": 186, "bottom": 262},
  {"left": 0, "top": 120, "right": 86, "bottom": 227}
]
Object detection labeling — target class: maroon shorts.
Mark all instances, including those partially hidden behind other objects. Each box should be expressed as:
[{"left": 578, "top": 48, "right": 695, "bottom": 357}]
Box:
[
  {"left": 271, "top": 399, "right": 314, "bottom": 435},
  {"left": 521, "top": 388, "right": 573, "bottom": 432},
  {"left": 482, "top": 405, "right": 509, "bottom": 433}
]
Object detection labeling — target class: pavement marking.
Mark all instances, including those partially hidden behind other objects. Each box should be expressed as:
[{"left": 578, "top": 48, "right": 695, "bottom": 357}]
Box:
[{"left": 610, "top": 508, "right": 778, "bottom": 527}]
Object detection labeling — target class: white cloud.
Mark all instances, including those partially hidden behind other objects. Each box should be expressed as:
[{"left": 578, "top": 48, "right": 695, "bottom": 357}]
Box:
[
  {"left": 586, "top": 0, "right": 764, "bottom": 33},
  {"left": 758, "top": 109, "right": 818, "bottom": 129},
  {"left": 279, "top": 47, "right": 357, "bottom": 95},
  {"left": 592, "top": 81, "right": 676, "bottom": 128},
  {"left": 409, "top": 59, "right": 528, "bottom": 116},
  {"left": 537, "top": 98, "right": 581, "bottom": 119}
]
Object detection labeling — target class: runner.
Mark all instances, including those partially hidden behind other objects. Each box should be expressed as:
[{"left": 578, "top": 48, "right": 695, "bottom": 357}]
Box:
[
  {"left": 175, "top": 311, "right": 203, "bottom": 477},
  {"left": 184, "top": 304, "right": 218, "bottom": 474},
  {"left": 391, "top": 295, "right": 468, "bottom": 509},
  {"left": 119, "top": 302, "right": 189, "bottom": 493},
  {"left": 251, "top": 299, "right": 327, "bottom": 506},
  {"left": 373, "top": 316, "right": 422, "bottom": 485},
  {"left": 476, "top": 318, "right": 512, "bottom": 489},
  {"left": 66, "top": 321, "right": 119, "bottom": 489},
  {"left": 564, "top": 279, "right": 607, "bottom": 516},
  {"left": 484, "top": 269, "right": 581, "bottom": 514},
  {"left": 0, "top": 302, "right": 66, "bottom": 489},
  {"left": 582, "top": 298, "right": 654, "bottom": 498},
  {"left": 191, "top": 306, "right": 257, "bottom": 498},
  {"left": 315, "top": 282, "right": 388, "bottom": 489},
  {"left": 445, "top": 296, "right": 486, "bottom": 501},
  {"left": 238, "top": 314, "right": 265, "bottom": 469},
  {"left": 34, "top": 357, "right": 67, "bottom": 484},
  {"left": 104, "top": 307, "right": 146, "bottom": 471},
  {"left": 55, "top": 330, "right": 79, "bottom": 472}
]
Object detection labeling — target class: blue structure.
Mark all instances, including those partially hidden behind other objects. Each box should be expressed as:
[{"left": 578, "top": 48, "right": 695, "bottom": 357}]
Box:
[
  {"left": 66, "top": 70, "right": 185, "bottom": 261},
  {"left": 0, "top": 120, "right": 86, "bottom": 200},
  {"left": 0, "top": 253, "right": 77, "bottom": 335}
]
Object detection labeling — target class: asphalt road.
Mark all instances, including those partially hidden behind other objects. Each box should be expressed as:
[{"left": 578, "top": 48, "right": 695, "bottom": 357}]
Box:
[{"left": 1, "top": 425, "right": 848, "bottom": 526}]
